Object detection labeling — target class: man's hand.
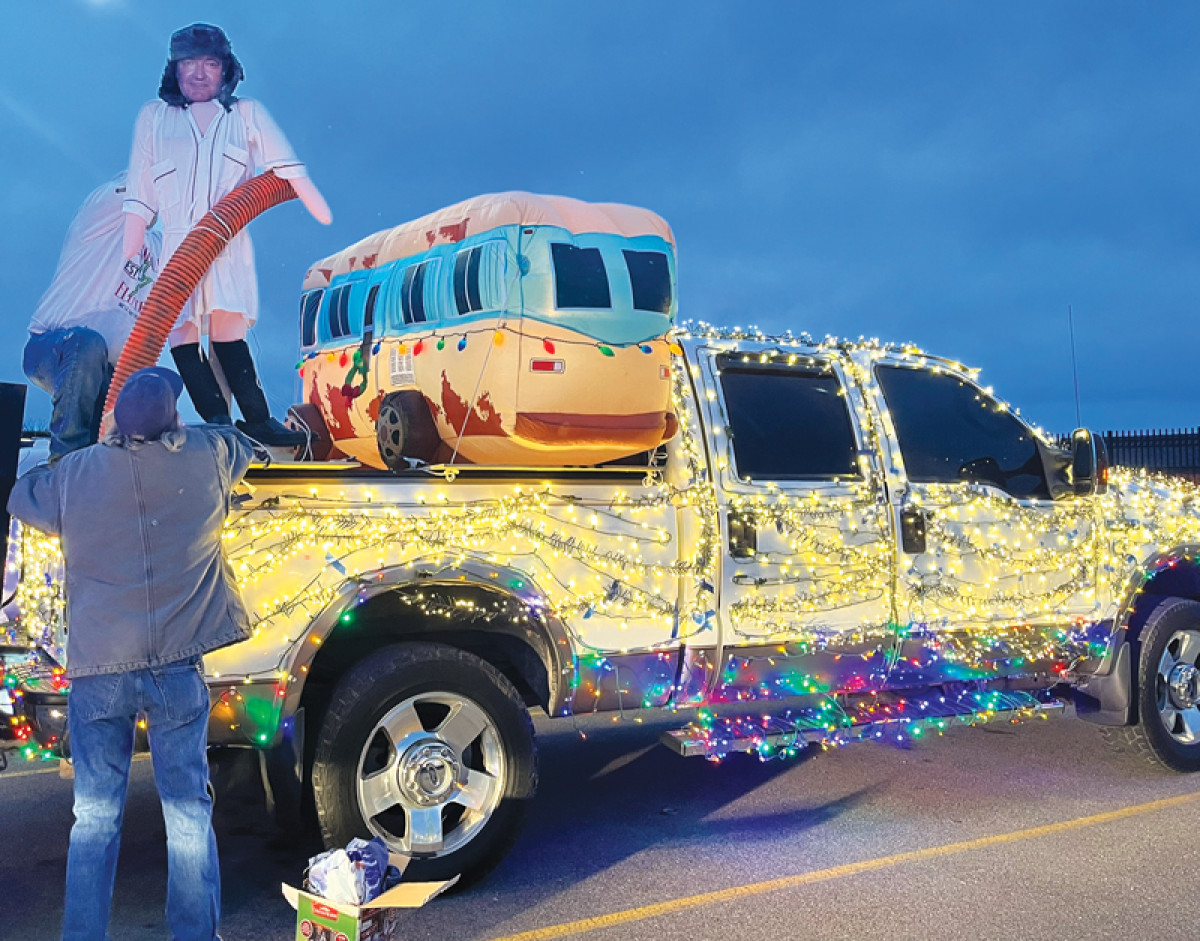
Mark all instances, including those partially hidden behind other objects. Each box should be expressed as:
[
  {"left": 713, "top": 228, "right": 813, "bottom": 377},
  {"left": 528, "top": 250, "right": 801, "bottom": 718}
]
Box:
[{"left": 290, "top": 176, "right": 332, "bottom": 225}]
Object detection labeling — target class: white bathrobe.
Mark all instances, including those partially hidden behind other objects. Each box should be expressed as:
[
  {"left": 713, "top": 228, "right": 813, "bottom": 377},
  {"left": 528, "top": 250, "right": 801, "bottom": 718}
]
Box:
[
  {"left": 123, "top": 98, "right": 308, "bottom": 331},
  {"left": 31, "top": 172, "right": 163, "bottom": 364}
]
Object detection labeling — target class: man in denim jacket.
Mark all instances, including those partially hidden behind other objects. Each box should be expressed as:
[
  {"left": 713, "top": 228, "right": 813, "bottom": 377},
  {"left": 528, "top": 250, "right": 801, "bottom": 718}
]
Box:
[{"left": 8, "top": 367, "right": 254, "bottom": 941}]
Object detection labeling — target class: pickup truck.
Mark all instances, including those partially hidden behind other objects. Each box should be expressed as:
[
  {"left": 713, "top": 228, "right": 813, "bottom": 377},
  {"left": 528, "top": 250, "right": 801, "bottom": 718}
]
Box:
[{"left": 9, "top": 324, "right": 1200, "bottom": 886}]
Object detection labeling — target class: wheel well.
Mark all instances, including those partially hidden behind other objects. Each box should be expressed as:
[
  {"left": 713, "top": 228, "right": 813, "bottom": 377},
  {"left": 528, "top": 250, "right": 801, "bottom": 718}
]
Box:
[
  {"left": 1124, "top": 559, "right": 1200, "bottom": 645},
  {"left": 297, "top": 583, "right": 555, "bottom": 727}
]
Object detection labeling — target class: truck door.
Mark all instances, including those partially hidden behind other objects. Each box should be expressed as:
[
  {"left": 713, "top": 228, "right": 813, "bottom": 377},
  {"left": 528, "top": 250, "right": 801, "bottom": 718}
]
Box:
[
  {"left": 872, "top": 362, "right": 1100, "bottom": 646},
  {"left": 698, "top": 347, "right": 894, "bottom": 672}
]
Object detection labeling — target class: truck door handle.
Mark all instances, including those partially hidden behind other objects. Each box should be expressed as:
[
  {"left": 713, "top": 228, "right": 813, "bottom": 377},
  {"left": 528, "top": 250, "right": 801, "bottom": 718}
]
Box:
[
  {"left": 728, "top": 513, "right": 757, "bottom": 560},
  {"left": 900, "top": 506, "right": 927, "bottom": 554}
]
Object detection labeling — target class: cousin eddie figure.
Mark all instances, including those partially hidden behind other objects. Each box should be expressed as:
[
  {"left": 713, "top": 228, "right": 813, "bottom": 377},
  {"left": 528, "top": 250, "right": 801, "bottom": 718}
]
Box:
[{"left": 122, "top": 23, "right": 332, "bottom": 447}]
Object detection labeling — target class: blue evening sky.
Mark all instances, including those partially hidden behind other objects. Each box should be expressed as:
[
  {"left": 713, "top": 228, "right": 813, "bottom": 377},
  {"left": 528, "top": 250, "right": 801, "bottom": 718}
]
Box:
[{"left": 2, "top": 1, "right": 1198, "bottom": 433}]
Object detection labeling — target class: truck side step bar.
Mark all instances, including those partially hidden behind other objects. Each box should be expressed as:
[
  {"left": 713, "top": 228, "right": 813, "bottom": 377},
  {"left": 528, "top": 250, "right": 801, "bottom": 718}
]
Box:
[{"left": 661, "top": 689, "right": 1065, "bottom": 760}]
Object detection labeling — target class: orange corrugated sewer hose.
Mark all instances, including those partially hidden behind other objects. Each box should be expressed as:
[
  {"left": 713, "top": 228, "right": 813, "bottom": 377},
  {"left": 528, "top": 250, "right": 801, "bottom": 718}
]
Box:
[{"left": 102, "top": 171, "right": 297, "bottom": 416}]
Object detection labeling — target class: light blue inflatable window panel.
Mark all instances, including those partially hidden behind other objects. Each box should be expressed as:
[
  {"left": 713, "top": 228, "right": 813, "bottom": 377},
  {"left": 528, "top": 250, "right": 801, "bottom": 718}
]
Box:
[
  {"left": 320, "top": 277, "right": 368, "bottom": 345},
  {"left": 550, "top": 243, "right": 612, "bottom": 310},
  {"left": 326, "top": 284, "right": 354, "bottom": 340},
  {"left": 299, "top": 289, "right": 323, "bottom": 349},
  {"left": 396, "top": 258, "right": 442, "bottom": 327},
  {"left": 452, "top": 240, "right": 508, "bottom": 315},
  {"left": 364, "top": 283, "right": 380, "bottom": 332}
]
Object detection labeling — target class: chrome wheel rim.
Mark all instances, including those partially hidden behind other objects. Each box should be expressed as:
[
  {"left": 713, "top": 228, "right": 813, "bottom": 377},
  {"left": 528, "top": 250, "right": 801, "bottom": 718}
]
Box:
[
  {"left": 356, "top": 692, "right": 504, "bottom": 857},
  {"left": 1155, "top": 629, "right": 1200, "bottom": 744}
]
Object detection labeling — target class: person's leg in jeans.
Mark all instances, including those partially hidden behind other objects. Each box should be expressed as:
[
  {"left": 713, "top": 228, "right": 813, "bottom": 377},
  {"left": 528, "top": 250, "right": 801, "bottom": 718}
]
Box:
[
  {"left": 141, "top": 657, "right": 220, "bottom": 941},
  {"left": 62, "top": 672, "right": 136, "bottom": 941},
  {"left": 22, "top": 328, "right": 112, "bottom": 459}
]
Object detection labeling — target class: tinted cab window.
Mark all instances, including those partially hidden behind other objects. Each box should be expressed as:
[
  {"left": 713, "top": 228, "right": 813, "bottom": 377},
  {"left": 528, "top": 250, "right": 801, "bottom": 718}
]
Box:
[
  {"left": 719, "top": 359, "right": 860, "bottom": 479},
  {"left": 875, "top": 365, "right": 1050, "bottom": 499}
]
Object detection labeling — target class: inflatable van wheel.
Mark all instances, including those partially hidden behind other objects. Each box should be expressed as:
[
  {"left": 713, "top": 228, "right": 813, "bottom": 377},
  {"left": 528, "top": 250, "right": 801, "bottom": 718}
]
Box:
[
  {"left": 286, "top": 403, "right": 343, "bottom": 461},
  {"left": 377, "top": 391, "right": 441, "bottom": 470}
]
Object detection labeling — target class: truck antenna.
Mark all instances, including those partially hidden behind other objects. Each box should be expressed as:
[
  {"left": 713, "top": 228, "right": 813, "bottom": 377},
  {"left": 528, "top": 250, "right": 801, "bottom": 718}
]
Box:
[{"left": 1068, "top": 304, "right": 1082, "bottom": 427}]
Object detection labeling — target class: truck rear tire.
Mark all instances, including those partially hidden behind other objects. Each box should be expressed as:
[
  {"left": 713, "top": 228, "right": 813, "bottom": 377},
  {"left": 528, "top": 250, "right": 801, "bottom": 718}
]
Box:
[
  {"left": 310, "top": 642, "right": 537, "bottom": 887},
  {"left": 1101, "top": 597, "right": 1200, "bottom": 773}
]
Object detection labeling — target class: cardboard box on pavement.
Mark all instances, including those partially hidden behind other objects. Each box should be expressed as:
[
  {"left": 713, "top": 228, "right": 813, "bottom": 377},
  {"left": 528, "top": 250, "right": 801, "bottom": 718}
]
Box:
[{"left": 282, "top": 854, "right": 457, "bottom": 941}]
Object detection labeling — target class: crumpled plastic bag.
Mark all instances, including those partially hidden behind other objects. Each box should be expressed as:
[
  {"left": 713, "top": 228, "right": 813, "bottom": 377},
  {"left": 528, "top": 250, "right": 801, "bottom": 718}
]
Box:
[
  {"left": 346, "top": 837, "right": 389, "bottom": 903},
  {"left": 306, "top": 836, "right": 399, "bottom": 905},
  {"left": 306, "top": 848, "right": 360, "bottom": 905}
]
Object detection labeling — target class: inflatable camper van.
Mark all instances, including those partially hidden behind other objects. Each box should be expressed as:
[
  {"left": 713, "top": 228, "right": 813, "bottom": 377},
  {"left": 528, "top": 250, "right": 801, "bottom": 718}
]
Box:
[{"left": 292, "top": 192, "right": 679, "bottom": 469}]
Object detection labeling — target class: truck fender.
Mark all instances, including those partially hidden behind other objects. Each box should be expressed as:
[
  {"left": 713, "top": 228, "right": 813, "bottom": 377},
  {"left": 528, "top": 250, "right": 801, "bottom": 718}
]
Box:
[{"left": 276, "top": 559, "right": 576, "bottom": 721}]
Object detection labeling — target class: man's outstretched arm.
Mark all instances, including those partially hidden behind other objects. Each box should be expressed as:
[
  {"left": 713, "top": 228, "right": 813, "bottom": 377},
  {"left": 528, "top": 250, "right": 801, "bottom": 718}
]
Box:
[{"left": 8, "top": 464, "right": 62, "bottom": 536}]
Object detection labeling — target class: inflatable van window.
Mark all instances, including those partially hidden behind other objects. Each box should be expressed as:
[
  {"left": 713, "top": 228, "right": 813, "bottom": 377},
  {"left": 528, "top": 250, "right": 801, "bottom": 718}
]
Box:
[{"left": 294, "top": 192, "right": 679, "bottom": 469}]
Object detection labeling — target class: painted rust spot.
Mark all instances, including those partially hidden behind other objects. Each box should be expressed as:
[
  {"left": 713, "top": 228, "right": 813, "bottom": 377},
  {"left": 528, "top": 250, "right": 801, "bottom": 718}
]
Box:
[
  {"left": 438, "top": 218, "right": 470, "bottom": 243},
  {"left": 424, "top": 218, "right": 470, "bottom": 247},
  {"left": 314, "top": 375, "right": 355, "bottom": 440},
  {"left": 439, "top": 371, "right": 505, "bottom": 438},
  {"left": 366, "top": 389, "right": 386, "bottom": 423}
]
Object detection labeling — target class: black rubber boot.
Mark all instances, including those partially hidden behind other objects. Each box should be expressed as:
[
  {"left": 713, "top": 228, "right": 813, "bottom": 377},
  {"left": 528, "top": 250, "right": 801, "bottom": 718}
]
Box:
[
  {"left": 170, "top": 343, "right": 232, "bottom": 424},
  {"left": 212, "top": 339, "right": 306, "bottom": 447}
]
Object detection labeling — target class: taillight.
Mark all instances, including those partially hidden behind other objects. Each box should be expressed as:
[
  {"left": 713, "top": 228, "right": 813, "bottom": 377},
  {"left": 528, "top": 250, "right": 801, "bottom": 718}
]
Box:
[{"left": 530, "top": 359, "right": 565, "bottom": 373}]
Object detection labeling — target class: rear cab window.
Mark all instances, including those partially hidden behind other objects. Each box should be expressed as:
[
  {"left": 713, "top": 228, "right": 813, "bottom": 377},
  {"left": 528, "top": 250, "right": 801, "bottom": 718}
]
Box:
[{"left": 716, "top": 353, "right": 861, "bottom": 481}]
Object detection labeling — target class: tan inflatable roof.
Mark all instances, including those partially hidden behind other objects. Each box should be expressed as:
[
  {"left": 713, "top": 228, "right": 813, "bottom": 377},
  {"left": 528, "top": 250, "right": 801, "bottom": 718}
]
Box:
[{"left": 302, "top": 191, "right": 674, "bottom": 290}]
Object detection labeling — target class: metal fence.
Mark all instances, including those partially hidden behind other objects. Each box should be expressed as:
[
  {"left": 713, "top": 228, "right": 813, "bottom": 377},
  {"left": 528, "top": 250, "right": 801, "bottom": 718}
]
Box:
[{"left": 1059, "top": 428, "right": 1200, "bottom": 484}]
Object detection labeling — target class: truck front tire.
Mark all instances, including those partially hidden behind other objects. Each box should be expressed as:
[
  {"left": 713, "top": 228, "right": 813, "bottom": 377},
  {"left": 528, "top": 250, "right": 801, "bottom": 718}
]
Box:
[
  {"left": 1101, "top": 597, "right": 1200, "bottom": 773},
  {"left": 311, "top": 642, "right": 537, "bottom": 887}
]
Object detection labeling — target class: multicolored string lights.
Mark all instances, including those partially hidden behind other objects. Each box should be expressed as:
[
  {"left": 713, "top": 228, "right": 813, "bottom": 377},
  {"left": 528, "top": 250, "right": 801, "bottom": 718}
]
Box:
[{"left": 9, "top": 324, "right": 1200, "bottom": 758}]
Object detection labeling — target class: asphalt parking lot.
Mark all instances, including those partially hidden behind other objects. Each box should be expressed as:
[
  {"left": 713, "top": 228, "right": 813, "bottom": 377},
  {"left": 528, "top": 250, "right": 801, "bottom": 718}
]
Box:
[{"left": 4, "top": 706, "right": 1199, "bottom": 941}]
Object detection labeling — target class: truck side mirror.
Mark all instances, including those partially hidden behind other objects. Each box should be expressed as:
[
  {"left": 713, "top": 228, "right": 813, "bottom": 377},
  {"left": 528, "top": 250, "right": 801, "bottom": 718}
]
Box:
[{"left": 1071, "top": 428, "right": 1109, "bottom": 496}]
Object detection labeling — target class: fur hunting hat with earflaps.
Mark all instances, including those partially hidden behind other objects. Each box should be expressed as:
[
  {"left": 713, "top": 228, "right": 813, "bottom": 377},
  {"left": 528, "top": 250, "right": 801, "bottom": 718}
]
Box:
[{"left": 158, "top": 23, "right": 244, "bottom": 112}]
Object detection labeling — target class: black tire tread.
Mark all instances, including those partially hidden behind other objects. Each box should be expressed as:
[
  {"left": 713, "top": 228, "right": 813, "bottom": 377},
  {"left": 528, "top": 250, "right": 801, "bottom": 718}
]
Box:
[
  {"left": 1099, "top": 596, "right": 1200, "bottom": 773},
  {"left": 1099, "top": 723, "right": 1171, "bottom": 770},
  {"left": 310, "top": 642, "right": 536, "bottom": 887}
]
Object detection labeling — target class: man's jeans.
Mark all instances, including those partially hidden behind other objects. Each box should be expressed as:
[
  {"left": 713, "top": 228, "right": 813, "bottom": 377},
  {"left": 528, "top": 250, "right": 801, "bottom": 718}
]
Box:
[
  {"left": 64, "top": 657, "right": 220, "bottom": 941},
  {"left": 23, "top": 328, "right": 112, "bottom": 459}
]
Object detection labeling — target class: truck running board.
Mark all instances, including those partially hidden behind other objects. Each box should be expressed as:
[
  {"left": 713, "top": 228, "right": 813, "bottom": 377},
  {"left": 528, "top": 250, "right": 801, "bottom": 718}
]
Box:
[{"left": 661, "top": 689, "right": 1065, "bottom": 760}]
